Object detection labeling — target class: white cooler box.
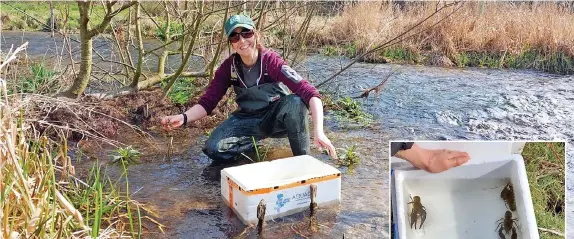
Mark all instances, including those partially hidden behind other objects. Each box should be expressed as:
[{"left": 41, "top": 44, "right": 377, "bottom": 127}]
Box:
[
  {"left": 221, "top": 155, "right": 341, "bottom": 225},
  {"left": 392, "top": 154, "right": 539, "bottom": 239}
]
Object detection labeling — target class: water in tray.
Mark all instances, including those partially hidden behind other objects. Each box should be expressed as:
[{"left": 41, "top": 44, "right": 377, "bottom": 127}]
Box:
[{"left": 402, "top": 178, "right": 524, "bottom": 239}]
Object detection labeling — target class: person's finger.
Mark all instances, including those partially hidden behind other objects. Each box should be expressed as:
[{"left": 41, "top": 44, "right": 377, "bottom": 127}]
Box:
[
  {"left": 453, "top": 154, "right": 470, "bottom": 166},
  {"left": 445, "top": 154, "right": 470, "bottom": 169},
  {"left": 314, "top": 138, "right": 322, "bottom": 149},
  {"left": 329, "top": 147, "right": 338, "bottom": 159},
  {"left": 323, "top": 140, "right": 337, "bottom": 159},
  {"left": 445, "top": 150, "right": 469, "bottom": 159}
]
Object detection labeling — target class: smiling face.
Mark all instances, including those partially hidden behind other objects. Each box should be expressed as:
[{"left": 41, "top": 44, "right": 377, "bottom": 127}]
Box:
[{"left": 230, "top": 27, "right": 257, "bottom": 58}]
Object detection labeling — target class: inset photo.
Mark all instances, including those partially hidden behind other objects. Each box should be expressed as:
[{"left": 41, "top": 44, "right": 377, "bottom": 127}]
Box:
[{"left": 390, "top": 141, "right": 565, "bottom": 239}]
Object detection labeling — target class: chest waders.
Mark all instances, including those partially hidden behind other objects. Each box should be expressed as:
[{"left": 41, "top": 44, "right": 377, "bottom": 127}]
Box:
[{"left": 202, "top": 53, "right": 311, "bottom": 162}]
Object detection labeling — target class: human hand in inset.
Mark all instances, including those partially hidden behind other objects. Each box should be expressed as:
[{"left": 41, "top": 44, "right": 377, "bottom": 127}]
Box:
[
  {"left": 422, "top": 149, "right": 470, "bottom": 173},
  {"left": 395, "top": 144, "right": 470, "bottom": 173}
]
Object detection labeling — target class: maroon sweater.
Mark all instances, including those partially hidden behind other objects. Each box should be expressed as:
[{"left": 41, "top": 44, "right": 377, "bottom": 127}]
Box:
[{"left": 198, "top": 48, "right": 322, "bottom": 115}]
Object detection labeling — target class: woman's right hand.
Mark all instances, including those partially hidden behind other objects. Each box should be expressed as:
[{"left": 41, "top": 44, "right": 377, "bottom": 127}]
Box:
[{"left": 160, "top": 114, "right": 185, "bottom": 130}]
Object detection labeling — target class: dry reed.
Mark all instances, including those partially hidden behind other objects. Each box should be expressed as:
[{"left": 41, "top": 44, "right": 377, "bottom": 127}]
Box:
[{"left": 308, "top": 2, "right": 574, "bottom": 72}]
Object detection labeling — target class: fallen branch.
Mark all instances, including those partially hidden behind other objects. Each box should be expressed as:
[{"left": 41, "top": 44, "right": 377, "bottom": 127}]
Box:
[
  {"left": 352, "top": 70, "right": 396, "bottom": 99},
  {"left": 135, "top": 71, "right": 208, "bottom": 91},
  {"left": 175, "top": 71, "right": 210, "bottom": 78}
]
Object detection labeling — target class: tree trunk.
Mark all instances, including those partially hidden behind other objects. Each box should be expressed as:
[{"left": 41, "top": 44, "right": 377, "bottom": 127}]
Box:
[
  {"left": 157, "top": 0, "right": 171, "bottom": 77},
  {"left": 59, "top": 1, "right": 135, "bottom": 99},
  {"left": 158, "top": 51, "right": 169, "bottom": 77},
  {"left": 61, "top": 2, "right": 92, "bottom": 99},
  {"left": 49, "top": 1, "right": 54, "bottom": 37},
  {"left": 130, "top": 2, "right": 144, "bottom": 88}
]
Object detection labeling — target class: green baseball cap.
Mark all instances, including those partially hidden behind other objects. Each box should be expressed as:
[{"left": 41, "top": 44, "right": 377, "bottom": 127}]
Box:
[{"left": 224, "top": 15, "right": 255, "bottom": 37}]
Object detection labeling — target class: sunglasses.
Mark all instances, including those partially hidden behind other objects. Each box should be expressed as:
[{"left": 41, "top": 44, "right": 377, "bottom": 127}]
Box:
[{"left": 229, "top": 29, "right": 255, "bottom": 43}]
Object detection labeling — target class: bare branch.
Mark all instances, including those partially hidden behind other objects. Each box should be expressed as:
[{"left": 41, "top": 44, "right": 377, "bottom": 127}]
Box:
[
  {"left": 139, "top": 3, "right": 162, "bottom": 29},
  {"left": 89, "top": 1, "right": 137, "bottom": 37},
  {"left": 352, "top": 70, "right": 396, "bottom": 99}
]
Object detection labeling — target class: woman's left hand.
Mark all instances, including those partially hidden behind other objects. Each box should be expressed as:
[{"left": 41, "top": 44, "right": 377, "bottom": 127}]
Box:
[{"left": 314, "top": 132, "right": 338, "bottom": 160}]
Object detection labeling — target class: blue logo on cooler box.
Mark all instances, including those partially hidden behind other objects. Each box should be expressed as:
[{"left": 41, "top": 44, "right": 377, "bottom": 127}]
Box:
[{"left": 274, "top": 193, "right": 290, "bottom": 213}]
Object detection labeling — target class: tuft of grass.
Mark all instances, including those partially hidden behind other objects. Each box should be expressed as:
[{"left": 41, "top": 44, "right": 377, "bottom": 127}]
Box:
[
  {"left": 344, "top": 41, "right": 358, "bottom": 57},
  {"left": 239, "top": 137, "right": 270, "bottom": 163},
  {"left": 161, "top": 77, "right": 195, "bottom": 105},
  {"left": 0, "top": 73, "right": 144, "bottom": 238},
  {"left": 251, "top": 137, "right": 269, "bottom": 162},
  {"left": 321, "top": 45, "right": 340, "bottom": 56},
  {"left": 522, "top": 142, "right": 565, "bottom": 239},
  {"left": 381, "top": 47, "right": 420, "bottom": 63},
  {"left": 154, "top": 21, "right": 184, "bottom": 42},
  {"left": 18, "top": 62, "right": 59, "bottom": 94}
]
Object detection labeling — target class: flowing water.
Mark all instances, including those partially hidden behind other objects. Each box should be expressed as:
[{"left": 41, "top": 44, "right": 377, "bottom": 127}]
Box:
[
  {"left": 303, "top": 55, "right": 574, "bottom": 141},
  {"left": 302, "top": 55, "right": 573, "bottom": 238},
  {"left": 2, "top": 31, "right": 572, "bottom": 238}
]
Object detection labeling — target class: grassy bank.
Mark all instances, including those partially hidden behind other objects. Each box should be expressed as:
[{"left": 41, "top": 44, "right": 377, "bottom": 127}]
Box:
[
  {"left": 0, "top": 79, "right": 146, "bottom": 237},
  {"left": 308, "top": 2, "right": 574, "bottom": 74},
  {"left": 1, "top": 2, "right": 114, "bottom": 32},
  {"left": 522, "top": 142, "right": 565, "bottom": 239},
  {"left": 0, "top": 2, "right": 168, "bottom": 37}
]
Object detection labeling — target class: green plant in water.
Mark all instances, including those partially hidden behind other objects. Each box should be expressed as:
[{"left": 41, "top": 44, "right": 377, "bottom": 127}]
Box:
[
  {"left": 1, "top": 77, "right": 144, "bottom": 239},
  {"left": 333, "top": 97, "right": 374, "bottom": 125},
  {"left": 109, "top": 145, "right": 144, "bottom": 238},
  {"left": 252, "top": 137, "right": 270, "bottom": 162},
  {"left": 333, "top": 145, "right": 360, "bottom": 174},
  {"left": 110, "top": 146, "right": 141, "bottom": 165}
]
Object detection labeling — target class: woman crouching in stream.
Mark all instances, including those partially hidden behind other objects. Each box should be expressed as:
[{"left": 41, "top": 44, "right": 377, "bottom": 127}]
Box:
[{"left": 160, "top": 15, "right": 338, "bottom": 163}]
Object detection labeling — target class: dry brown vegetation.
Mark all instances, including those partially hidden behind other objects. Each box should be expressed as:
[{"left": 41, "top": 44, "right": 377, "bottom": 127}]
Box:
[{"left": 308, "top": 2, "right": 574, "bottom": 73}]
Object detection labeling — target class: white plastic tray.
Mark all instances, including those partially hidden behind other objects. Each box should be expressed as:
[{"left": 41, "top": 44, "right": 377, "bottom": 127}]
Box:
[{"left": 392, "top": 154, "right": 538, "bottom": 239}]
